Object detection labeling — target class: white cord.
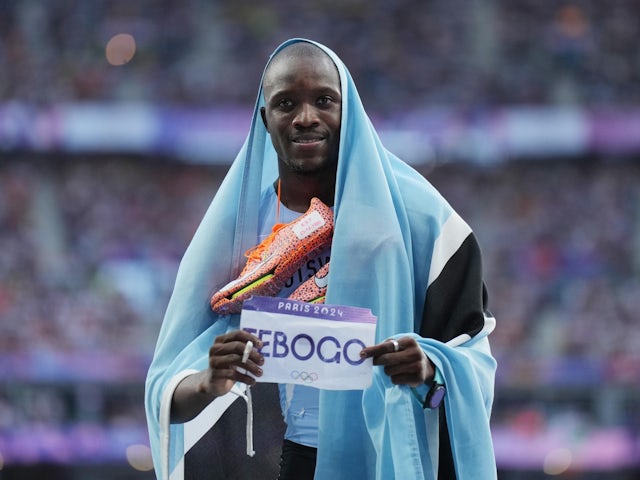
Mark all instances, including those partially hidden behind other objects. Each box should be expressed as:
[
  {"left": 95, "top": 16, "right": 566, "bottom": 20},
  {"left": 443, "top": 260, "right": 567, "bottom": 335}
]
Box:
[
  {"left": 230, "top": 383, "right": 255, "bottom": 457},
  {"left": 245, "top": 386, "right": 255, "bottom": 457},
  {"left": 242, "top": 340, "right": 253, "bottom": 364}
]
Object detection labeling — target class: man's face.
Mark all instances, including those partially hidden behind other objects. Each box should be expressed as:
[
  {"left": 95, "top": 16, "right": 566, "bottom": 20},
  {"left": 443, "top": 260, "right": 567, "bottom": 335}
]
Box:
[{"left": 261, "top": 53, "right": 341, "bottom": 175}]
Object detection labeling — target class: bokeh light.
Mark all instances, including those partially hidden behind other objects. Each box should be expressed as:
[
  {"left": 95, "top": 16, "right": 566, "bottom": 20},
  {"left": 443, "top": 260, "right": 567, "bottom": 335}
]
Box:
[
  {"left": 105, "top": 33, "right": 136, "bottom": 66},
  {"left": 543, "top": 448, "right": 573, "bottom": 476},
  {"left": 125, "top": 444, "right": 154, "bottom": 472},
  {"left": 3, "top": 2, "right": 640, "bottom": 478}
]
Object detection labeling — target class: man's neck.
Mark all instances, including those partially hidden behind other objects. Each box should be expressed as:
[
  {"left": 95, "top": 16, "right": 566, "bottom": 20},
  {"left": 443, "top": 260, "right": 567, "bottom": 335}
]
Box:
[{"left": 276, "top": 172, "right": 335, "bottom": 213}]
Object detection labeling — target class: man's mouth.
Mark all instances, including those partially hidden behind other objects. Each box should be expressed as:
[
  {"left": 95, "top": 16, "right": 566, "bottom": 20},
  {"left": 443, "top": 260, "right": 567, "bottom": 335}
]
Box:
[{"left": 292, "top": 134, "right": 325, "bottom": 144}]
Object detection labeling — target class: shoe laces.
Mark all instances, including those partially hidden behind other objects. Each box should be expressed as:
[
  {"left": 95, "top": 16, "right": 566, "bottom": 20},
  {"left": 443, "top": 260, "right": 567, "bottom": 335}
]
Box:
[{"left": 244, "top": 222, "right": 287, "bottom": 264}]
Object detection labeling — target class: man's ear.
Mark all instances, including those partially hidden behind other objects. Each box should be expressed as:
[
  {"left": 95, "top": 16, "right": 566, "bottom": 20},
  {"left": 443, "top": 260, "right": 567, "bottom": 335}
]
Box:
[{"left": 260, "top": 107, "right": 269, "bottom": 132}]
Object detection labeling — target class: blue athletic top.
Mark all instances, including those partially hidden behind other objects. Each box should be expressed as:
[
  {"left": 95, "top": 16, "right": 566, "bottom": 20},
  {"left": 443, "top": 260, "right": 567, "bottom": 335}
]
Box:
[{"left": 258, "top": 186, "right": 330, "bottom": 448}]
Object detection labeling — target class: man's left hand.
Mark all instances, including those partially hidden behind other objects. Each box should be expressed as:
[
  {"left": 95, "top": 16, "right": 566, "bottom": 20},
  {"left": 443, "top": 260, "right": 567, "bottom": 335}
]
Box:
[{"left": 360, "top": 337, "right": 434, "bottom": 388}]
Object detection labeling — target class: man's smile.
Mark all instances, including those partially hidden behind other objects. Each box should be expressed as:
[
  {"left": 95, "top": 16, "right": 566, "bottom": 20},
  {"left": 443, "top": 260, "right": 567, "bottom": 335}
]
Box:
[{"left": 291, "top": 134, "right": 326, "bottom": 144}]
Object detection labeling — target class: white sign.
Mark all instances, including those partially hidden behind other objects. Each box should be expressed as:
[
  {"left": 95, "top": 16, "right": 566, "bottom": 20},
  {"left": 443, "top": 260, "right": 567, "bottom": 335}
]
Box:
[{"left": 240, "top": 296, "right": 377, "bottom": 390}]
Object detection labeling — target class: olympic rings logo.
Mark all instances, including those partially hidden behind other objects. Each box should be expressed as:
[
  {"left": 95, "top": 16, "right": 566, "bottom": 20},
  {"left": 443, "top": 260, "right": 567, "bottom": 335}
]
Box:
[{"left": 290, "top": 370, "right": 319, "bottom": 383}]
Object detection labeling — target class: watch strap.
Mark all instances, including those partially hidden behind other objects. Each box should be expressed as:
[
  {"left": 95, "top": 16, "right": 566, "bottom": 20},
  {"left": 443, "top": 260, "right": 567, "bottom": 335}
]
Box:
[{"left": 410, "top": 366, "right": 446, "bottom": 409}]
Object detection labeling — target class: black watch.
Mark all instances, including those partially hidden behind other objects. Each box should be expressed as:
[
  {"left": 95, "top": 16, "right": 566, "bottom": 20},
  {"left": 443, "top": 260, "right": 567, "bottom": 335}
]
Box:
[{"left": 424, "top": 376, "right": 445, "bottom": 409}]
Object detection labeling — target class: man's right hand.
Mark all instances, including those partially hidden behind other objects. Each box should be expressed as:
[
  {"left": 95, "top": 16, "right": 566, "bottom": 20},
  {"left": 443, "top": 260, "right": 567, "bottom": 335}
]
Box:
[
  {"left": 170, "top": 330, "right": 264, "bottom": 423},
  {"left": 197, "top": 330, "right": 265, "bottom": 397}
]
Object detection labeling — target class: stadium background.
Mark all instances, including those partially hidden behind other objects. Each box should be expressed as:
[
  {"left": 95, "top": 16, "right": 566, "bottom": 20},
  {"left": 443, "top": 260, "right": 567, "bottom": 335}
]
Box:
[{"left": 1, "top": 1, "right": 640, "bottom": 478}]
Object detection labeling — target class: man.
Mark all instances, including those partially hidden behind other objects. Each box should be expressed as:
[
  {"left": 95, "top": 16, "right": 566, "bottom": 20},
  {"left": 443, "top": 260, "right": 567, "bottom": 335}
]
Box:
[{"left": 146, "top": 39, "right": 497, "bottom": 480}]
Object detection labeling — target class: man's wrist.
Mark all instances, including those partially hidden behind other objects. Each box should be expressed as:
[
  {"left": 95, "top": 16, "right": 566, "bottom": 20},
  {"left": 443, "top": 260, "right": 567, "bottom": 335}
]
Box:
[
  {"left": 410, "top": 366, "right": 445, "bottom": 409},
  {"left": 424, "top": 368, "right": 446, "bottom": 409}
]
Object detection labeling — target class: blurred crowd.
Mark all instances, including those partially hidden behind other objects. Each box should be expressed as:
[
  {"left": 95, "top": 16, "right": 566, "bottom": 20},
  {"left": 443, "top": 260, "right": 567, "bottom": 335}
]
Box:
[
  {"left": 2, "top": 155, "right": 640, "bottom": 468},
  {"left": 2, "top": 0, "right": 640, "bottom": 472},
  {"left": 0, "top": 159, "right": 221, "bottom": 379},
  {"left": 427, "top": 161, "right": 640, "bottom": 388},
  {"left": 2, "top": 157, "right": 639, "bottom": 387},
  {"left": 2, "top": 0, "right": 640, "bottom": 112}
]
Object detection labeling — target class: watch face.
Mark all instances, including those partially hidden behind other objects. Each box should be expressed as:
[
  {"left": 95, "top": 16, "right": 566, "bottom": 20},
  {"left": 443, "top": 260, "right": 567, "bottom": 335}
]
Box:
[{"left": 428, "top": 385, "right": 446, "bottom": 409}]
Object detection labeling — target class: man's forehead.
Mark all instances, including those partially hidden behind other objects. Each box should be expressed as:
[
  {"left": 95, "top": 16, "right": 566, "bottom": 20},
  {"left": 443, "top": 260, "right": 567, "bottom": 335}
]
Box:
[
  {"left": 270, "top": 43, "right": 330, "bottom": 67},
  {"left": 263, "top": 43, "right": 338, "bottom": 87}
]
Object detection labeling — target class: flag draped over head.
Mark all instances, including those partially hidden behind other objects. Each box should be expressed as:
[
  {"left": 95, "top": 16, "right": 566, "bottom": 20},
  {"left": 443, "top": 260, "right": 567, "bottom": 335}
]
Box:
[{"left": 145, "top": 38, "right": 497, "bottom": 479}]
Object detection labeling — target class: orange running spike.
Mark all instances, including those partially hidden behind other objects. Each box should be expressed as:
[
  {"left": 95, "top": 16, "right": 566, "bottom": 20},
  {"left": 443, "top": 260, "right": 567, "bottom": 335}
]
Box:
[
  {"left": 210, "top": 198, "right": 333, "bottom": 314},
  {"left": 288, "top": 261, "right": 330, "bottom": 304}
]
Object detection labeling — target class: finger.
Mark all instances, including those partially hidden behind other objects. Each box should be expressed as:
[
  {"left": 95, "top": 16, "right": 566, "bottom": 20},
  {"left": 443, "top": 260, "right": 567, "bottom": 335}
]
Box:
[
  {"left": 240, "top": 340, "right": 265, "bottom": 378},
  {"left": 235, "top": 370, "right": 258, "bottom": 386},
  {"left": 245, "top": 348, "right": 265, "bottom": 368},
  {"left": 242, "top": 340, "right": 253, "bottom": 364},
  {"left": 372, "top": 341, "right": 418, "bottom": 366},
  {"left": 210, "top": 338, "right": 262, "bottom": 360},
  {"left": 210, "top": 346, "right": 264, "bottom": 367},
  {"left": 214, "top": 329, "right": 263, "bottom": 348},
  {"left": 241, "top": 359, "right": 264, "bottom": 378},
  {"left": 360, "top": 339, "right": 401, "bottom": 359},
  {"left": 210, "top": 344, "right": 265, "bottom": 378},
  {"left": 383, "top": 360, "right": 422, "bottom": 378},
  {"left": 384, "top": 354, "right": 431, "bottom": 385},
  {"left": 242, "top": 341, "right": 267, "bottom": 369},
  {"left": 210, "top": 352, "right": 242, "bottom": 369}
]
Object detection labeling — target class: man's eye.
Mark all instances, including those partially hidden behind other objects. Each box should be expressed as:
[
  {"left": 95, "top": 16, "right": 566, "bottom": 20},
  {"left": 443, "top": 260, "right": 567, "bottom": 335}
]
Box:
[
  {"left": 278, "top": 99, "right": 293, "bottom": 108},
  {"left": 317, "top": 96, "right": 332, "bottom": 106}
]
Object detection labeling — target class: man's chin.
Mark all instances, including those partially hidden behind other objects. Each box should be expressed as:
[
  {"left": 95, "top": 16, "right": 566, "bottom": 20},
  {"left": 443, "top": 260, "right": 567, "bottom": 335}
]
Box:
[{"left": 284, "top": 157, "right": 336, "bottom": 176}]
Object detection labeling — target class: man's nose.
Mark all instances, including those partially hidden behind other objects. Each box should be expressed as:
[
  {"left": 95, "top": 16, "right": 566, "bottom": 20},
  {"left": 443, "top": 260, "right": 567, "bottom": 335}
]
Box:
[{"left": 293, "top": 103, "right": 319, "bottom": 127}]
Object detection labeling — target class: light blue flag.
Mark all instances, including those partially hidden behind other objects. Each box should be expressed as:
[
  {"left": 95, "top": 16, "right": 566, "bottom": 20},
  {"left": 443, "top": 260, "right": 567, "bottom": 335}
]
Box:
[{"left": 145, "top": 38, "right": 497, "bottom": 480}]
